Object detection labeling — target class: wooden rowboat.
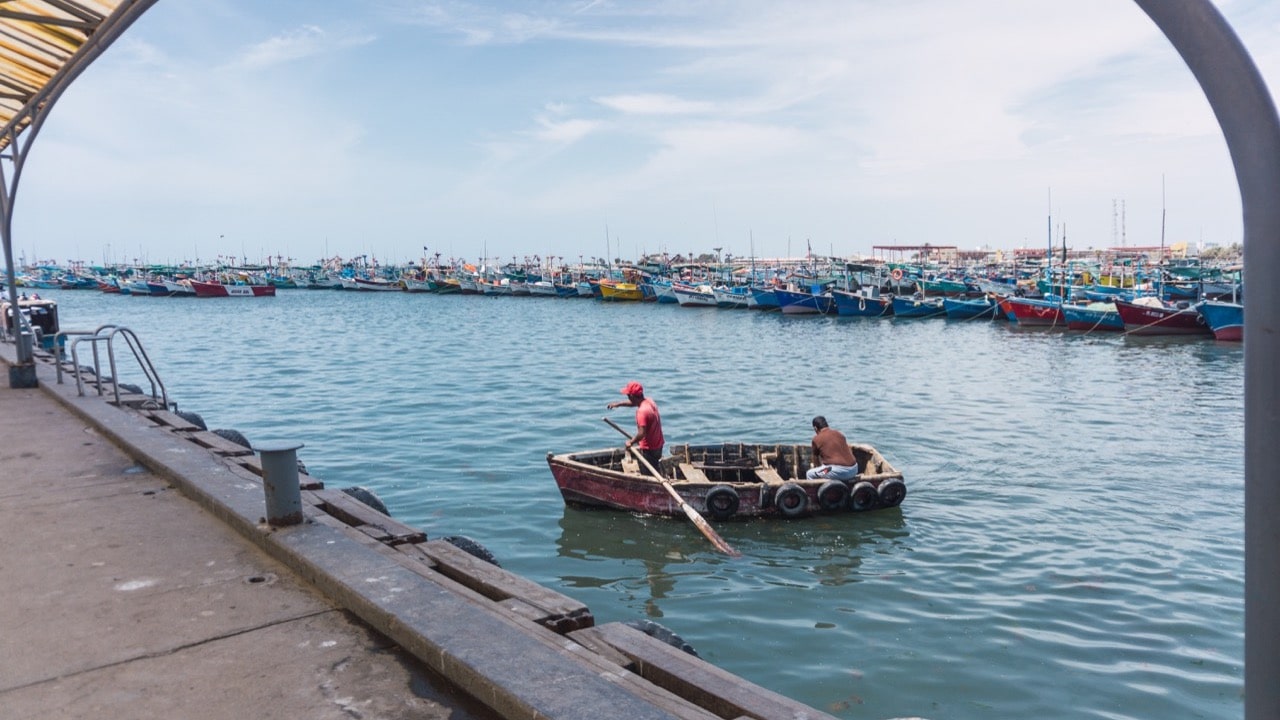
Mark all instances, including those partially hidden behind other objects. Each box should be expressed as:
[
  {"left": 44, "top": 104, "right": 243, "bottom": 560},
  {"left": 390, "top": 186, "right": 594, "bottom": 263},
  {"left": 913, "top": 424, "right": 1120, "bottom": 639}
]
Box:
[{"left": 546, "top": 442, "right": 905, "bottom": 520}]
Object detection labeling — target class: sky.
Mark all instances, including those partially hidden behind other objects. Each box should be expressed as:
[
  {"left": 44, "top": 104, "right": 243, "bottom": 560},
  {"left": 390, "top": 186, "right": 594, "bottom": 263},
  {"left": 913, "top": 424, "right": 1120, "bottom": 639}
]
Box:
[{"left": 10, "top": 0, "right": 1280, "bottom": 268}]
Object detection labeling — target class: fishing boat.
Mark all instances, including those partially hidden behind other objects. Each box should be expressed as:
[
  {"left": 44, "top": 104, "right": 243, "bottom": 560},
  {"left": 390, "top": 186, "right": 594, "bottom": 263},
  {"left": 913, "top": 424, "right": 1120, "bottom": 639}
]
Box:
[
  {"left": 672, "top": 282, "right": 717, "bottom": 307},
  {"left": 598, "top": 280, "right": 643, "bottom": 301},
  {"left": 891, "top": 294, "right": 946, "bottom": 319},
  {"left": 546, "top": 441, "right": 906, "bottom": 519},
  {"left": 746, "top": 285, "right": 780, "bottom": 310},
  {"left": 1113, "top": 297, "right": 1212, "bottom": 336},
  {"left": 941, "top": 295, "right": 999, "bottom": 320},
  {"left": 1061, "top": 302, "right": 1124, "bottom": 332},
  {"left": 774, "top": 285, "right": 834, "bottom": 315},
  {"left": 1003, "top": 296, "right": 1065, "bottom": 327},
  {"left": 712, "top": 285, "right": 751, "bottom": 309},
  {"left": 1198, "top": 300, "right": 1243, "bottom": 341},
  {"left": 831, "top": 288, "right": 893, "bottom": 317},
  {"left": 188, "top": 279, "right": 277, "bottom": 298}
]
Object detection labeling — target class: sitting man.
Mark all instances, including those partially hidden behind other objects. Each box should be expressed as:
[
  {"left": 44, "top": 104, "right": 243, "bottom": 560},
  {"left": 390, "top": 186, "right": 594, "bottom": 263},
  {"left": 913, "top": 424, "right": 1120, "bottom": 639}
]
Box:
[{"left": 806, "top": 416, "right": 859, "bottom": 481}]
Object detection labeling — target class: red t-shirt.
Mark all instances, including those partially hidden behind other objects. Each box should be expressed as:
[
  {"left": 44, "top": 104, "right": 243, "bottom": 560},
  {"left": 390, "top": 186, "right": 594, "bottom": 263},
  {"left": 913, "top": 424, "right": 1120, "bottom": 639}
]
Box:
[{"left": 636, "top": 398, "right": 664, "bottom": 450}]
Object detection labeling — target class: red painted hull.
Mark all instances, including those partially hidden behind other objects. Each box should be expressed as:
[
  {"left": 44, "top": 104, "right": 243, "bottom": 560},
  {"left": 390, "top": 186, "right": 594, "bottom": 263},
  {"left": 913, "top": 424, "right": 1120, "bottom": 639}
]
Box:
[
  {"left": 189, "top": 280, "right": 277, "bottom": 298},
  {"left": 1113, "top": 299, "right": 1212, "bottom": 336},
  {"left": 1005, "top": 297, "right": 1063, "bottom": 326}
]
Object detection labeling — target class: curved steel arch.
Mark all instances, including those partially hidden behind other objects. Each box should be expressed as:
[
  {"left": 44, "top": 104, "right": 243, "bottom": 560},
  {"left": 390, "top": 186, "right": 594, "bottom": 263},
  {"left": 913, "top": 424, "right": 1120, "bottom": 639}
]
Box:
[{"left": 1132, "top": 3, "right": 1277, "bottom": 718}]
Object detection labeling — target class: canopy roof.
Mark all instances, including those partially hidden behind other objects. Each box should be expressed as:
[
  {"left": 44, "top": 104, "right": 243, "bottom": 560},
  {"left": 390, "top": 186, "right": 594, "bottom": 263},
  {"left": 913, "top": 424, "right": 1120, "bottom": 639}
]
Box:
[{"left": 0, "top": 0, "right": 151, "bottom": 151}]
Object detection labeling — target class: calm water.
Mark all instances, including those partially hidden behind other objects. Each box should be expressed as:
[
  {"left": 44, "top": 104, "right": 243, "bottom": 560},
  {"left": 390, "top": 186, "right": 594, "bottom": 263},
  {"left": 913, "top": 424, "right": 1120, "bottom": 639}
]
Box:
[{"left": 38, "top": 288, "right": 1244, "bottom": 720}]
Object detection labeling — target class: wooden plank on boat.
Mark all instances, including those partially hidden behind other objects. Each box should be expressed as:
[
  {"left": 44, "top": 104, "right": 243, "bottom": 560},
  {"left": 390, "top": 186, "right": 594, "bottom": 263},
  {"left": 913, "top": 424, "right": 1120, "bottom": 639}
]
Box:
[
  {"left": 310, "top": 488, "right": 427, "bottom": 545},
  {"left": 677, "top": 463, "right": 710, "bottom": 483},
  {"left": 414, "top": 539, "right": 594, "bottom": 633},
  {"left": 577, "top": 622, "right": 842, "bottom": 720},
  {"left": 187, "top": 430, "right": 255, "bottom": 456},
  {"left": 755, "top": 467, "right": 786, "bottom": 485}
]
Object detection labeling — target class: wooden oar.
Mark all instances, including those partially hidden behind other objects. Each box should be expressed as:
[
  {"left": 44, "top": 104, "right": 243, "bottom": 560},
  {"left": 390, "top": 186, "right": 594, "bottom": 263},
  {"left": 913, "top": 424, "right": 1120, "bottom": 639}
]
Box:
[{"left": 602, "top": 417, "right": 741, "bottom": 557}]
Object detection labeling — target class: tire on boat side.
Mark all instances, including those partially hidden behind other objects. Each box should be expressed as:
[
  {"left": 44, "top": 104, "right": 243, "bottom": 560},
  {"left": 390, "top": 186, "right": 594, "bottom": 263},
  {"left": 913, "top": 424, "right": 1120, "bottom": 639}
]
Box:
[
  {"left": 211, "top": 428, "right": 251, "bottom": 449},
  {"left": 703, "top": 485, "right": 740, "bottom": 520},
  {"left": 623, "top": 619, "right": 699, "bottom": 657},
  {"left": 175, "top": 410, "right": 207, "bottom": 430},
  {"left": 848, "top": 481, "right": 879, "bottom": 512},
  {"left": 816, "top": 480, "right": 850, "bottom": 512},
  {"left": 773, "top": 482, "right": 809, "bottom": 518},
  {"left": 877, "top": 478, "right": 907, "bottom": 508},
  {"left": 340, "top": 485, "right": 390, "bottom": 516},
  {"left": 439, "top": 535, "right": 501, "bottom": 567}
]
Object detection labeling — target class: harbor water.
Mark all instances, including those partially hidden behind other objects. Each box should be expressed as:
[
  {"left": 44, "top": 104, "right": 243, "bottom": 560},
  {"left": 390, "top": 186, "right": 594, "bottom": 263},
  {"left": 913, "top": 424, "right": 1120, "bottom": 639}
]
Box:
[{"left": 36, "top": 288, "right": 1243, "bottom": 720}]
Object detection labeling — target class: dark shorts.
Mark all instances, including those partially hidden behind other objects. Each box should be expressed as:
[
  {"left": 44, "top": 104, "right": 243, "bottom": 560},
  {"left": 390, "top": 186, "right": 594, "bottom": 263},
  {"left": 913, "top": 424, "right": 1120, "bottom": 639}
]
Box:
[{"left": 639, "top": 448, "right": 663, "bottom": 476}]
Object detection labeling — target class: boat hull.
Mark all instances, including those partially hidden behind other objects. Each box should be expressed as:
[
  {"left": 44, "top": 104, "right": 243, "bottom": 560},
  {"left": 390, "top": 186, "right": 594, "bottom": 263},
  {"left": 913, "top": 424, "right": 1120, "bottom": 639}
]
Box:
[
  {"left": 189, "top": 280, "right": 277, "bottom": 297},
  {"left": 1113, "top": 299, "right": 1212, "bottom": 336},
  {"left": 547, "top": 442, "right": 905, "bottom": 519},
  {"left": 1197, "top": 300, "right": 1243, "bottom": 341}
]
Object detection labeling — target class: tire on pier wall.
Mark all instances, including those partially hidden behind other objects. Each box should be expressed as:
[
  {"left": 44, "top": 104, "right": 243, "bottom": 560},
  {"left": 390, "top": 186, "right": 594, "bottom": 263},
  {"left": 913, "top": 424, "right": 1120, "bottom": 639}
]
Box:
[
  {"left": 175, "top": 410, "right": 207, "bottom": 430},
  {"left": 623, "top": 619, "right": 700, "bottom": 657},
  {"left": 340, "top": 485, "right": 390, "bottom": 516},
  {"left": 439, "top": 535, "right": 501, "bottom": 567}
]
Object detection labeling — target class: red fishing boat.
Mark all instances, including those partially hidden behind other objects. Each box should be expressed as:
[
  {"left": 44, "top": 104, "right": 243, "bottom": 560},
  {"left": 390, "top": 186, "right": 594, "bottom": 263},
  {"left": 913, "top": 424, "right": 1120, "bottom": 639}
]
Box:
[
  {"left": 188, "top": 280, "right": 277, "bottom": 298},
  {"left": 1003, "top": 296, "right": 1064, "bottom": 326},
  {"left": 1113, "top": 297, "right": 1212, "bottom": 336},
  {"left": 546, "top": 441, "right": 905, "bottom": 520}
]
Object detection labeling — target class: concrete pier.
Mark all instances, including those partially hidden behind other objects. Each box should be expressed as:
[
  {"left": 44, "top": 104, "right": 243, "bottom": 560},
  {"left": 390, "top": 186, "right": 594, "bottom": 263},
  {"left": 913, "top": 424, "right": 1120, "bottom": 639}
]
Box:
[{"left": 1, "top": 338, "right": 839, "bottom": 720}]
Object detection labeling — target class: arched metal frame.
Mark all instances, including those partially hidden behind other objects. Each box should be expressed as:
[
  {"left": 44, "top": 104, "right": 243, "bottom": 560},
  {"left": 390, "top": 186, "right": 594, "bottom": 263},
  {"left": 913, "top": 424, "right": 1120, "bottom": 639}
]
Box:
[
  {"left": 0, "top": 1, "right": 1276, "bottom": 714},
  {"left": 1130, "top": 4, "right": 1279, "bottom": 718},
  {"left": 2, "top": 1, "right": 159, "bottom": 376}
]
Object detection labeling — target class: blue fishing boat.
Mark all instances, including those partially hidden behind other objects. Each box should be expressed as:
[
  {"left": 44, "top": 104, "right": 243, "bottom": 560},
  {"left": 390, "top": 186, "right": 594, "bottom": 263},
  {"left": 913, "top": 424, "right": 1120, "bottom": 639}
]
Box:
[
  {"left": 1198, "top": 300, "right": 1243, "bottom": 341},
  {"left": 1062, "top": 302, "right": 1123, "bottom": 332},
  {"left": 891, "top": 295, "right": 946, "bottom": 319},
  {"left": 774, "top": 285, "right": 834, "bottom": 315},
  {"left": 746, "top": 285, "right": 780, "bottom": 310},
  {"left": 831, "top": 288, "right": 892, "bottom": 317},
  {"left": 941, "top": 296, "right": 999, "bottom": 320}
]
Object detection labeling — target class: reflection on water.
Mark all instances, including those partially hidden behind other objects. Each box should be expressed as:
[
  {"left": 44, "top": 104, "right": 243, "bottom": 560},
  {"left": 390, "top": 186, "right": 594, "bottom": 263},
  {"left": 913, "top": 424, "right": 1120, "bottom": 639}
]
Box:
[{"left": 39, "top": 289, "right": 1244, "bottom": 720}]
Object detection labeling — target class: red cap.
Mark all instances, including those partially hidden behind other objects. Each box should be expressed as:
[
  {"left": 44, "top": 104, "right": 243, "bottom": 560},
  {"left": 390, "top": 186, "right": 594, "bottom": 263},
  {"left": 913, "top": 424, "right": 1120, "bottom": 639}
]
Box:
[{"left": 620, "top": 381, "right": 644, "bottom": 396}]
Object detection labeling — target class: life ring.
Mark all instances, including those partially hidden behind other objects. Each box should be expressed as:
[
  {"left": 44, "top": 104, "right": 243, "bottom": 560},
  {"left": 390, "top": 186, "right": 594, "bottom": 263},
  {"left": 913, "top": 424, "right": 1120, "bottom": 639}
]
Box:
[
  {"left": 848, "top": 481, "right": 879, "bottom": 511},
  {"left": 891, "top": 268, "right": 904, "bottom": 281},
  {"left": 773, "top": 482, "right": 809, "bottom": 518},
  {"left": 704, "top": 485, "right": 740, "bottom": 520},
  {"left": 877, "top": 478, "right": 907, "bottom": 507},
  {"left": 816, "top": 480, "right": 850, "bottom": 511}
]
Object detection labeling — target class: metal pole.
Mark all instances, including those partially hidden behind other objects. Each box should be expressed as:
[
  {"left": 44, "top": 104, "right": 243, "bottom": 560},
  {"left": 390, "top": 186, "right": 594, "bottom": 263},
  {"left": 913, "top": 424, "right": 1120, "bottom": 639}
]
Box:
[
  {"left": 254, "top": 441, "right": 305, "bottom": 527},
  {"left": 1130, "top": 3, "right": 1280, "bottom": 718}
]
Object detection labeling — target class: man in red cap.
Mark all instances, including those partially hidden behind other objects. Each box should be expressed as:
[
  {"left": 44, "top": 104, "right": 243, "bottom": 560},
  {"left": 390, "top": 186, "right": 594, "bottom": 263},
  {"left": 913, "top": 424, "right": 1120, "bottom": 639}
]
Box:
[{"left": 607, "top": 381, "right": 664, "bottom": 474}]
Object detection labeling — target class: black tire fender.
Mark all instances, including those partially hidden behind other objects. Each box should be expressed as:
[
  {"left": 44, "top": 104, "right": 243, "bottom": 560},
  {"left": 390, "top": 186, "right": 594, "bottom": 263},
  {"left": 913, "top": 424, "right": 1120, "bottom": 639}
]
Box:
[
  {"left": 704, "top": 485, "right": 740, "bottom": 520},
  {"left": 849, "top": 481, "right": 879, "bottom": 512},
  {"left": 175, "top": 410, "right": 207, "bottom": 430},
  {"left": 439, "top": 535, "right": 500, "bottom": 567},
  {"left": 877, "top": 478, "right": 907, "bottom": 507},
  {"left": 339, "top": 486, "right": 390, "bottom": 516},
  {"left": 211, "top": 428, "right": 251, "bottom": 449},
  {"left": 623, "top": 619, "right": 699, "bottom": 657},
  {"left": 774, "top": 482, "right": 809, "bottom": 518},
  {"left": 816, "top": 480, "right": 850, "bottom": 512}
]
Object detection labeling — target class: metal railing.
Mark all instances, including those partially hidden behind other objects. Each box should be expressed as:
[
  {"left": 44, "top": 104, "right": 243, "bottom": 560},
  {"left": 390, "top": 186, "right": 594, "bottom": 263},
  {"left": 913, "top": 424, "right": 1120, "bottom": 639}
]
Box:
[{"left": 56, "top": 324, "right": 170, "bottom": 409}]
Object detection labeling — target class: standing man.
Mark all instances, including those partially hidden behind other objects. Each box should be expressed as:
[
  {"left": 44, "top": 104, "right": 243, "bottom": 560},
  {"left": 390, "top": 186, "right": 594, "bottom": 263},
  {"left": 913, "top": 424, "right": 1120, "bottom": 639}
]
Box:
[
  {"left": 806, "top": 416, "right": 859, "bottom": 481},
  {"left": 607, "top": 381, "right": 664, "bottom": 475}
]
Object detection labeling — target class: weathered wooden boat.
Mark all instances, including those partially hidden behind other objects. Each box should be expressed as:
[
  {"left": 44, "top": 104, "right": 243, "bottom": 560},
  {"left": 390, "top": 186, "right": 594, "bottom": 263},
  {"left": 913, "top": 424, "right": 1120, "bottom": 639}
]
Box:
[
  {"left": 546, "top": 442, "right": 906, "bottom": 519},
  {"left": 1197, "top": 299, "right": 1243, "bottom": 341},
  {"left": 1113, "top": 297, "right": 1212, "bottom": 336}
]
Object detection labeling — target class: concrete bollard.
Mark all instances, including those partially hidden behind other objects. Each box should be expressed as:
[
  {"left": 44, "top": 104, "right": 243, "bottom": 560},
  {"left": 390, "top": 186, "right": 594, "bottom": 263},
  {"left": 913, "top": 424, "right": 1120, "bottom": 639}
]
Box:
[{"left": 253, "top": 440, "right": 305, "bottom": 526}]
